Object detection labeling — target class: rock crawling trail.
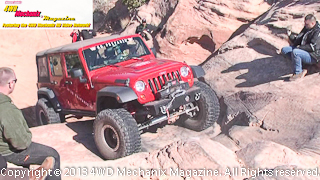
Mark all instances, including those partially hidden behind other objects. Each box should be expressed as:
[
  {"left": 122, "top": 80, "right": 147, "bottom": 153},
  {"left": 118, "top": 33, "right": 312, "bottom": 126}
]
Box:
[{"left": 2, "top": 0, "right": 320, "bottom": 179}]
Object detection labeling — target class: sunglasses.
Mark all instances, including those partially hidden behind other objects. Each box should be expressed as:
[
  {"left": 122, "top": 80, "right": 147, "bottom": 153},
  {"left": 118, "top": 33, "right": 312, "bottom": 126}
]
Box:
[{"left": 8, "top": 79, "right": 17, "bottom": 84}]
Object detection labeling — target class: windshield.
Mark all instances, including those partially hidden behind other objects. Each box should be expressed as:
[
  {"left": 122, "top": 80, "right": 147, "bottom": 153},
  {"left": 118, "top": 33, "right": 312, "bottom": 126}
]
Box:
[{"left": 83, "top": 36, "right": 151, "bottom": 71}]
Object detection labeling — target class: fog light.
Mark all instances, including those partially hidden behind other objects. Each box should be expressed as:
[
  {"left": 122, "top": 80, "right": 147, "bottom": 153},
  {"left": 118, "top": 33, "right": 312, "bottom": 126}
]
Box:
[
  {"left": 140, "top": 94, "right": 146, "bottom": 99},
  {"left": 185, "top": 95, "right": 190, "bottom": 102}
]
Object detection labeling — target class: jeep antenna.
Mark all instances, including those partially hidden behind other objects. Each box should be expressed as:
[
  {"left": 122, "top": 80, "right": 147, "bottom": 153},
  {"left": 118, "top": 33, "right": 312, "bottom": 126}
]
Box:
[{"left": 44, "top": 29, "right": 52, "bottom": 48}]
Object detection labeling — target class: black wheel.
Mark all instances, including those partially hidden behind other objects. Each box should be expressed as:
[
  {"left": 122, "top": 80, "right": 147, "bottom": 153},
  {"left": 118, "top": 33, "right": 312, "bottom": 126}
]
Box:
[
  {"left": 179, "top": 81, "right": 220, "bottom": 131},
  {"left": 35, "top": 98, "right": 62, "bottom": 126},
  {"left": 94, "top": 108, "right": 141, "bottom": 160}
]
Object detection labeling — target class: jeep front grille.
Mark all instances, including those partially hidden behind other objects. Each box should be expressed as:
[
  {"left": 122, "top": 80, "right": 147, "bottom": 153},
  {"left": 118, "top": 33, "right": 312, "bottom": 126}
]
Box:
[{"left": 148, "top": 71, "right": 182, "bottom": 94}]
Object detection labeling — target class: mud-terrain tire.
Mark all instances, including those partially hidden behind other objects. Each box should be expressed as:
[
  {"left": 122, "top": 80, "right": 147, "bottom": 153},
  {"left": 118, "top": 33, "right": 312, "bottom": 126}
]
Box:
[
  {"left": 94, "top": 108, "right": 141, "bottom": 160},
  {"left": 179, "top": 81, "right": 220, "bottom": 131},
  {"left": 35, "top": 98, "right": 62, "bottom": 126}
]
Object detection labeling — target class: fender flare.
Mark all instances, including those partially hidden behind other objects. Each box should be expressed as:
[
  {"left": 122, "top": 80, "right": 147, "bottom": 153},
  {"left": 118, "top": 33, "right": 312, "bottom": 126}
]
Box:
[
  {"left": 97, "top": 86, "right": 138, "bottom": 104},
  {"left": 37, "top": 87, "right": 62, "bottom": 111},
  {"left": 190, "top": 65, "right": 206, "bottom": 78}
]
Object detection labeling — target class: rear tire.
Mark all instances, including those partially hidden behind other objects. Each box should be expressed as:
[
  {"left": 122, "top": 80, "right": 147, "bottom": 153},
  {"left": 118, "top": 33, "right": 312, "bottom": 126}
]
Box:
[
  {"left": 35, "top": 98, "right": 62, "bottom": 126},
  {"left": 94, "top": 108, "right": 141, "bottom": 160},
  {"left": 178, "top": 81, "right": 220, "bottom": 131}
]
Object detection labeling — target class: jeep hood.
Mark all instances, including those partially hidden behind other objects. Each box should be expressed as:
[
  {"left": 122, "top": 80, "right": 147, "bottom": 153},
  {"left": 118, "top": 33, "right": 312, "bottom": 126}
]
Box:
[{"left": 91, "top": 58, "right": 184, "bottom": 84}]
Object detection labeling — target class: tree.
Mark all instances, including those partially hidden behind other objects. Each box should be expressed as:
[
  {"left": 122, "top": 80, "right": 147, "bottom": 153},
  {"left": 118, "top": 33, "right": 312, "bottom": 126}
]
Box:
[{"left": 122, "top": 0, "right": 147, "bottom": 10}]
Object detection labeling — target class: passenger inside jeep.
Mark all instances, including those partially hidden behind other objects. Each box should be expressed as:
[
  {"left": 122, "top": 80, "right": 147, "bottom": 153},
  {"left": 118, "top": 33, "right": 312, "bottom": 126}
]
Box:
[
  {"left": 83, "top": 37, "right": 151, "bottom": 71},
  {"left": 65, "top": 53, "right": 84, "bottom": 76}
]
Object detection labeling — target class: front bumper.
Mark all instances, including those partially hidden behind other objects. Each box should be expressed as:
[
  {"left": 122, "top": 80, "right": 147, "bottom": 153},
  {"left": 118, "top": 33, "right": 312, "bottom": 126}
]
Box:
[{"left": 143, "top": 86, "right": 201, "bottom": 116}]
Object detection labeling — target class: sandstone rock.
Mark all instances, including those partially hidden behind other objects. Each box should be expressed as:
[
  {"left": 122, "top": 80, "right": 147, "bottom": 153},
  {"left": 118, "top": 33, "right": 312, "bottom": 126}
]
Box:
[
  {"left": 221, "top": 91, "right": 276, "bottom": 131},
  {"left": 202, "top": 0, "right": 320, "bottom": 168},
  {"left": 3, "top": 0, "right": 320, "bottom": 180},
  {"left": 227, "top": 126, "right": 278, "bottom": 149},
  {"left": 30, "top": 122, "right": 218, "bottom": 164},
  {"left": 236, "top": 141, "right": 318, "bottom": 170},
  {"left": 30, "top": 123, "right": 247, "bottom": 180},
  {"left": 155, "top": 0, "right": 271, "bottom": 64},
  {"left": 120, "top": 0, "right": 271, "bottom": 64},
  {"left": 93, "top": 0, "right": 130, "bottom": 32},
  {"left": 133, "top": 139, "right": 246, "bottom": 180},
  {"left": 211, "top": 134, "right": 239, "bottom": 152}
]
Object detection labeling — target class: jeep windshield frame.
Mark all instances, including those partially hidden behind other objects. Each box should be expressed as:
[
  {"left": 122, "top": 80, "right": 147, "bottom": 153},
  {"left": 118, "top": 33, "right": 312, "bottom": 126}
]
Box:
[{"left": 82, "top": 36, "right": 151, "bottom": 71}]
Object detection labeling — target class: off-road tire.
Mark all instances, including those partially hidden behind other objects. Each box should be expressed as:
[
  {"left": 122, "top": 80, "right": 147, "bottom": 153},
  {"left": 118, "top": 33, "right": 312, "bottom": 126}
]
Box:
[
  {"left": 94, "top": 108, "right": 141, "bottom": 160},
  {"left": 179, "top": 81, "right": 220, "bottom": 131},
  {"left": 35, "top": 98, "right": 62, "bottom": 126}
]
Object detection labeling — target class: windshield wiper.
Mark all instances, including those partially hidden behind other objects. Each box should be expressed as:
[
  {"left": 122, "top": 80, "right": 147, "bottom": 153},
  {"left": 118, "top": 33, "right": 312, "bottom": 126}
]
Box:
[
  {"left": 108, "top": 64, "right": 119, "bottom": 67},
  {"left": 126, "top": 56, "right": 143, "bottom": 61},
  {"left": 132, "top": 57, "right": 143, "bottom": 60},
  {"left": 91, "top": 64, "right": 107, "bottom": 70}
]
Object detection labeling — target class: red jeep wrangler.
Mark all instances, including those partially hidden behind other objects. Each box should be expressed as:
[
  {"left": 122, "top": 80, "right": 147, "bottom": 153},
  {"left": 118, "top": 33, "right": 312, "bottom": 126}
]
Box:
[{"left": 35, "top": 34, "right": 220, "bottom": 160}]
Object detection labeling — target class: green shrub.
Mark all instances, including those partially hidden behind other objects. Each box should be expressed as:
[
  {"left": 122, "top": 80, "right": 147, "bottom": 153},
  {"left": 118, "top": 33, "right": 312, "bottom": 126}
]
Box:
[{"left": 122, "top": 0, "right": 147, "bottom": 10}]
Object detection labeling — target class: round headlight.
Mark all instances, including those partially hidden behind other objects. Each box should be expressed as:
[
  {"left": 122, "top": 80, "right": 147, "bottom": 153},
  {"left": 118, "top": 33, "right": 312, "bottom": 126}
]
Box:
[
  {"left": 180, "top": 66, "right": 189, "bottom": 77},
  {"left": 135, "top": 81, "right": 145, "bottom": 92}
]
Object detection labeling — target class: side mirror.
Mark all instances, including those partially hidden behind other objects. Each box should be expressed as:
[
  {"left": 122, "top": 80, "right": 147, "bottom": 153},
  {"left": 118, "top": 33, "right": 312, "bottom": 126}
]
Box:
[
  {"left": 70, "top": 68, "right": 87, "bottom": 83},
  {"left": 70, "top": 68, "right": 83, "bottom": 78},
  {"left": 150, "top": 47, "right": 157, "bottom": 58}
]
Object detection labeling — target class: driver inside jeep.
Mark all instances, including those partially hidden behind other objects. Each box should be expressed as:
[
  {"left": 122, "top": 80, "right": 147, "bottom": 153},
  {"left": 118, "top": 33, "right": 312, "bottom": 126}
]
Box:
[{"left": 83, "top": 37, "right": 150, "bottom": 71}]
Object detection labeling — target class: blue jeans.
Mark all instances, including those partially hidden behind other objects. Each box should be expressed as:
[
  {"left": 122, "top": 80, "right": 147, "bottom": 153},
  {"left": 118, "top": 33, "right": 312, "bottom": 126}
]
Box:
[
  {"left": 281, "top": 46, "right": 294, "bottom": 59},
  {"left": 281, "top": 46, "right": 317, "bottom": 74}
]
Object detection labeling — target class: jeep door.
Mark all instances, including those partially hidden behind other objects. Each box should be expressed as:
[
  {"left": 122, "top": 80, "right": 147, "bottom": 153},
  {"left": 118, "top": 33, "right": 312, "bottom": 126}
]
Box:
[
  {"left": 63, "top": 53, "right": 95, "bottom": 111},
  {"left": 47, "top": 54, "right": 69, "bottom": 108}
]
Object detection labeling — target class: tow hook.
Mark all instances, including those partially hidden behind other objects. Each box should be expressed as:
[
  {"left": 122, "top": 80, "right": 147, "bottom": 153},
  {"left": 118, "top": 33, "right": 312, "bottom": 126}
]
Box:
[
  {"left": 168, "top": 113, "right": 179, "bottom": 124},
  {"left": 165, "top": 89, "right": 186, "bottom": 123},
  {"left": 139, "top": 104, "right": 199, "bottom": 131}
]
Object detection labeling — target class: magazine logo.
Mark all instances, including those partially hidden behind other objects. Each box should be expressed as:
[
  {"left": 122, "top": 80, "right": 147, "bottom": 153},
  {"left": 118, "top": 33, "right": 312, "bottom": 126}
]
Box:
[
  {"left": 4, "top": 5, "right": 41, "bottom": 17},
  {"left": 3, "top": 5, "right": 18, "bottom": 12},
  {"left": 1, "top": 0, "right": 92, "bottom": 29}
]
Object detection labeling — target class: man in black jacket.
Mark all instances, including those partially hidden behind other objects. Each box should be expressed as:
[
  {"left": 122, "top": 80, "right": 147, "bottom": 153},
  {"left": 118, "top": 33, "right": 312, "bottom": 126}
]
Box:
[
  {"left": 281, "top": 14, "right": 320, "bottom": 81},
  {"left": 80, "top": 29, "right": 96, "bottom": 40},
  {"left": 135, "top": 18, "right": 150, "bottom": 41}
]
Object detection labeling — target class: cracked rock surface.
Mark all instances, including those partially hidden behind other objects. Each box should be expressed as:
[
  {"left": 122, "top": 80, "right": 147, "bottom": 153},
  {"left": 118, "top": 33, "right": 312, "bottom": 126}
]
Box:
[
  {"left": 4, "top": 0, "right": 320, "bottom": 180},
  {"left": 121, "top": 0, "right": 271, "bottom": 64}
]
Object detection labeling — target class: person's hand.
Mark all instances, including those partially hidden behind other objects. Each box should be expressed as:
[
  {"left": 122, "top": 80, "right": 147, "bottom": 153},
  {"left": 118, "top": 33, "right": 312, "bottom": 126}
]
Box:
[{"left": 286, "top": 25, "right": 292, "bottom": 36}]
